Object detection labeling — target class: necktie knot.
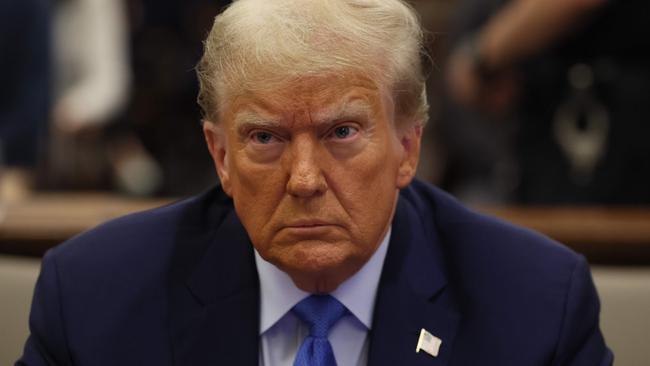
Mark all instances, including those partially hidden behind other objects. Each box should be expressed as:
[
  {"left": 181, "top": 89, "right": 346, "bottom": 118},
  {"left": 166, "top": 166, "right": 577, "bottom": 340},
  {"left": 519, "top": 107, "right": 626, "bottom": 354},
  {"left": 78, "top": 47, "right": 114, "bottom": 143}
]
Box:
[{"left": 292, "top": 295, "right": 347, "bottom": 338}]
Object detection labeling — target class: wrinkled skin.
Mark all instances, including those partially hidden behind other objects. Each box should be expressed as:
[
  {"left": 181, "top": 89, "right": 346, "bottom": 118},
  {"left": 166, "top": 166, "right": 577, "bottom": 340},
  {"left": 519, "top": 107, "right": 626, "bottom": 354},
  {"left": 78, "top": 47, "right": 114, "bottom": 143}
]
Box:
[{"left": 204, "top": 74, "right": 422, "bottom": 293}]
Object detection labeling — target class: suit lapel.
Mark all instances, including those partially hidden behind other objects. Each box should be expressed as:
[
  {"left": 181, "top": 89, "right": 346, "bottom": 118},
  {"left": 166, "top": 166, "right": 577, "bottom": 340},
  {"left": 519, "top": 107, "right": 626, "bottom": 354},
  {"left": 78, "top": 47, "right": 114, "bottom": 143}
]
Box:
[
  {"left": 368, "top": 196, "right": 461, "bottom": 366},
  {"left": 169, "top": 208, "right": 260, "bottom": 366}
]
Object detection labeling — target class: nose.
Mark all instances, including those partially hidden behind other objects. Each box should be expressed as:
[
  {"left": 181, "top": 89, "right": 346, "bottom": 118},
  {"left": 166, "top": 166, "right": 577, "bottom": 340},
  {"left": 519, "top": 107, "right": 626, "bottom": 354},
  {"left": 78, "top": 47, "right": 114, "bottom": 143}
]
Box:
[{"left": 286, "top": 136, "right": 328, "bottom": 198}]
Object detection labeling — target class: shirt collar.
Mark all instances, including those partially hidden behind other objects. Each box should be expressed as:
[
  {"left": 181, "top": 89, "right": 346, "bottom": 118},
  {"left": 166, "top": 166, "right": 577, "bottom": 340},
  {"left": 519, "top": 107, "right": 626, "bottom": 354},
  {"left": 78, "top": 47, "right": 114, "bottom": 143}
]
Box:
[{"left": 255, "top": 228, "right": 391, "bottom": 334}]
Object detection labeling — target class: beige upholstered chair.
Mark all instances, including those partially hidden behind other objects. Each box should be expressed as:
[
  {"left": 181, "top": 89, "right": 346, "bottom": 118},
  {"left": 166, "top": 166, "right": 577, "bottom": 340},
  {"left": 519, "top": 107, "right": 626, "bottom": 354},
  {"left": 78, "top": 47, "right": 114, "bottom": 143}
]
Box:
[
  {"left": 0, "top": 255, "right": 40, "bottom": 366},
  {"left": 592, "top": 266, "right": 650, "bottom": 366}
]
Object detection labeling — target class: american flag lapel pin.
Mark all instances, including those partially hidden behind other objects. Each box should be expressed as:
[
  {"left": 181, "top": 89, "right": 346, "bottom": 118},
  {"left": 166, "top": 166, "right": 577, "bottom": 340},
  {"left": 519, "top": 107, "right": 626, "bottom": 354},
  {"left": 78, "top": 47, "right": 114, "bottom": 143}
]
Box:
[{"left": 416, "top": 328, "right": 442, "bottom": 358}]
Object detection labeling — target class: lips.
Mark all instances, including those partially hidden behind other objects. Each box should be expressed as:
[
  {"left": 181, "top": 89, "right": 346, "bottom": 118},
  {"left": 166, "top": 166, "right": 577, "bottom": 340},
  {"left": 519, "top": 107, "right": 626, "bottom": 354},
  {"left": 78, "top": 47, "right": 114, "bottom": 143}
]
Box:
[
  {"left": 285, "top": 220, "right": 333, "bottom": 228},
  {"left": 279, "top": 219, "right": 343, "bottom": 238}
]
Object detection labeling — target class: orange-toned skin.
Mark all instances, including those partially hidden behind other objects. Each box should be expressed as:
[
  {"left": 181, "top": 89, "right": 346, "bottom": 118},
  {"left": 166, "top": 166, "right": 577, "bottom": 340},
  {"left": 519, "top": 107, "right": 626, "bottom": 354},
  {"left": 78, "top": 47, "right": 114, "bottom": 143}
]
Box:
[{"left": 203, "top": 74, "right": 422, "bottom": 293}]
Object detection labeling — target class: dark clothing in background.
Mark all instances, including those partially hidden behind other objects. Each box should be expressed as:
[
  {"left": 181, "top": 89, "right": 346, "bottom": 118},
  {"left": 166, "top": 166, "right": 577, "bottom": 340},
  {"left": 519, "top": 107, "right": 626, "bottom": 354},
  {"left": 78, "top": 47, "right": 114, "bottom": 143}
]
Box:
[
  {"left": 442, "top": 0, "right": 650, "bottom": 204},
  {"left": 517, "top": 1, "right": 650, "bottom": 204},
  {"left": 121, "top": 0, "right": 232, "bottom": 195},
  {"left": 0, "top": 0, "right": 50, "bottom": 167}
]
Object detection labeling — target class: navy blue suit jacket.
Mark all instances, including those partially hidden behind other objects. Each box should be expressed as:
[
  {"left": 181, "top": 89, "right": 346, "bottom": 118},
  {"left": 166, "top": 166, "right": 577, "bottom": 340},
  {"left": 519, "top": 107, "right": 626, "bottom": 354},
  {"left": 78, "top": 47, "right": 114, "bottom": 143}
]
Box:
[{"left": 17, "top": 180, "right": 612, "bottom": 365}]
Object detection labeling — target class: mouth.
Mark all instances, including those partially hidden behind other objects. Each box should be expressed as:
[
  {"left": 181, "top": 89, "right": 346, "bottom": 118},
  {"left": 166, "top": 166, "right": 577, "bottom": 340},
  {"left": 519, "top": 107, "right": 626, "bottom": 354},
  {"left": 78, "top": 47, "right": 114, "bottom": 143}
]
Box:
[
  {"left": 281, "top": 220, "right": 341, "bottom": 236},
  {"left": 286, "top": 220, "right": 333, "bottom": 228}
]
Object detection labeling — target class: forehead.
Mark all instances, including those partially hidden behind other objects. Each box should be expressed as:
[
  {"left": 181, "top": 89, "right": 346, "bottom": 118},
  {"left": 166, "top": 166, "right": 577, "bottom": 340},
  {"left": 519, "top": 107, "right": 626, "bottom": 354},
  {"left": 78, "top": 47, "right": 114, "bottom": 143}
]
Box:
[{"left": 221, "top": 73, "right": 393, "bottom": 125}]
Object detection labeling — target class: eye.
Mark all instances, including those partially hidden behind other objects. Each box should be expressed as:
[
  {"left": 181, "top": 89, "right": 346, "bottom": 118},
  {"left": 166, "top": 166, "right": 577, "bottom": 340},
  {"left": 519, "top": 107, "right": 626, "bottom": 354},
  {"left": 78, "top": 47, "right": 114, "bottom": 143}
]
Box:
[
  {"left": 329, "top": 125, "right": 359, "bottom": 140},
  {"left": 250, "top": 130, "right": 278, "bottom": 144}
]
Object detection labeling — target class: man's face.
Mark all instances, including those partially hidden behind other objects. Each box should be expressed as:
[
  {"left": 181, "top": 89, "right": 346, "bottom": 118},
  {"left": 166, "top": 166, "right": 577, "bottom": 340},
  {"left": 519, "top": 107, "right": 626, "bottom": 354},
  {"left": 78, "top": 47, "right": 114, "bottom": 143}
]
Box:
[{"left": 204, "top": 74, "right": 421, "bottom": 292}]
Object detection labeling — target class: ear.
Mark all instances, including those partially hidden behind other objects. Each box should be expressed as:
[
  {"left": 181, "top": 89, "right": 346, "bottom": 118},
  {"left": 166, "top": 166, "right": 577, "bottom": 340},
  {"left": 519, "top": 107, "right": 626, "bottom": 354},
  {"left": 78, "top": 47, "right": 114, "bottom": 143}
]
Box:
[
  {"left": 203, "top": 121, "right": 232, "bottom": 196},
  {"left": 396, "top": 123, "right": 423, "bottom": 189}
]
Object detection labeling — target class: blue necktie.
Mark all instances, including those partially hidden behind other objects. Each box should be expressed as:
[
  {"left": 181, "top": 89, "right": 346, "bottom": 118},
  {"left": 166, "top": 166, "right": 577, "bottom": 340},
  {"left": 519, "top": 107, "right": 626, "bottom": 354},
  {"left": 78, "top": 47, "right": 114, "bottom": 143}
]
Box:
[{"left": 292, "top": 295, "right": 347, "bottom": 366}]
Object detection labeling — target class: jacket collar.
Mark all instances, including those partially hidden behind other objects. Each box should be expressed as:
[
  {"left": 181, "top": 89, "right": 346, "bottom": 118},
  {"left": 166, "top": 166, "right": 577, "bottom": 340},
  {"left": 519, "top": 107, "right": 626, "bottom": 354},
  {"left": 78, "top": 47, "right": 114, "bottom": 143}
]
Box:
[{"left": 170, "top": 205, "right": 260, "bottom": 366}]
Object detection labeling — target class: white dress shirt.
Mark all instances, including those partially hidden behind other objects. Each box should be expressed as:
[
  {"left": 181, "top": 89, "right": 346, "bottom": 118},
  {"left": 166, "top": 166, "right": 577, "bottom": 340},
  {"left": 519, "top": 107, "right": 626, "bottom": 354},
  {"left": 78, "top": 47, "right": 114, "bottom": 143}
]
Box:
[{"left": 255, "top": 228, "right": 391, "bottom": 366}]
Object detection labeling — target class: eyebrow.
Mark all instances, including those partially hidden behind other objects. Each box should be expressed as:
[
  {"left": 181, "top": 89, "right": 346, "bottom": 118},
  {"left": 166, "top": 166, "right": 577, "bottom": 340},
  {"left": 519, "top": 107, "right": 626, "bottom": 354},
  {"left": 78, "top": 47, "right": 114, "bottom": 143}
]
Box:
[
  {"left": 311, "top": 98, "right": 374, "bottom": 125},
  {"left": 233, "top": 110, "right": 282, "bottom": 132},
  {"left": 232, "top": 95, "right": 375, "bottom": 133}
]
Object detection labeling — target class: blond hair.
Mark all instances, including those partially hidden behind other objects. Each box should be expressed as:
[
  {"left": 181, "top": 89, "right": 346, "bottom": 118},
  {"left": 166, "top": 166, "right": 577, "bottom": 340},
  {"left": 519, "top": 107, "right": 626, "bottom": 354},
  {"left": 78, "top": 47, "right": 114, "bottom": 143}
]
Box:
[{"left": 197, "top": 0, "right": 428, "bottom": 127}]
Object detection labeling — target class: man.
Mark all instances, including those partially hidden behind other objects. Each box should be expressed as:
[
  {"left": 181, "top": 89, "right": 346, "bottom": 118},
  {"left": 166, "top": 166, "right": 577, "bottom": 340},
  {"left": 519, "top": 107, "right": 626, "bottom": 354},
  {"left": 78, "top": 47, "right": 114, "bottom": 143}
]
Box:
[{"left": 18, "top": 0, "right": 612, "bottom": 365}]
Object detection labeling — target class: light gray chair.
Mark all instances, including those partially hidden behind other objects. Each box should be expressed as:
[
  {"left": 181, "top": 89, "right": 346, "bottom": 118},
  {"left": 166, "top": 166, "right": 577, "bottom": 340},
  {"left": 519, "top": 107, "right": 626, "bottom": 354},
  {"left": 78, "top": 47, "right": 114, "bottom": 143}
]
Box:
[
  {"left": 0, "top": 255, "right": 40, "bottom": 366},
  {"left": 592, "top": 266, "right": 650, "bottom": 366}
]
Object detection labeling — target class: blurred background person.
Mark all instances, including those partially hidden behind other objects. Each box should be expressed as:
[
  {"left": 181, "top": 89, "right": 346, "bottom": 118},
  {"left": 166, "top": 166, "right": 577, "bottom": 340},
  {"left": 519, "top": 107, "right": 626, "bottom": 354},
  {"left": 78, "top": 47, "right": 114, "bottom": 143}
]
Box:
[
  {"left": 45, "top": 0, "right": 142, "bottom": 193},
  {"left": 43, "top": 0, "right": 232, "bottom": 197},
  {"left": 441, "top": 0, "right": 650, "bottom": 205}
]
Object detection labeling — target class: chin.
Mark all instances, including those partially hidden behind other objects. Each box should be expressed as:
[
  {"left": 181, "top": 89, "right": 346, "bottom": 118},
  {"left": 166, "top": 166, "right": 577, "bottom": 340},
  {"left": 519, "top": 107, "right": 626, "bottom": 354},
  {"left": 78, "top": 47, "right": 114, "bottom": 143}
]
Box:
[{"left": 274, "top": 240, "right": 364, "bottom": 292}]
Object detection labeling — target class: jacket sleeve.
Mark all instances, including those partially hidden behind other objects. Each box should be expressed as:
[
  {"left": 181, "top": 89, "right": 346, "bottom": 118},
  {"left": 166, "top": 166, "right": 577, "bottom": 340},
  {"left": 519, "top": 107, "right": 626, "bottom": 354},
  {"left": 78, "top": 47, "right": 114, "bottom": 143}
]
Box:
[
  {"left": 15, "top": 250, "right": 72, "bottom": 366},
  {"left": 551, "top": 256, "right": 614, "bottom": 366}
]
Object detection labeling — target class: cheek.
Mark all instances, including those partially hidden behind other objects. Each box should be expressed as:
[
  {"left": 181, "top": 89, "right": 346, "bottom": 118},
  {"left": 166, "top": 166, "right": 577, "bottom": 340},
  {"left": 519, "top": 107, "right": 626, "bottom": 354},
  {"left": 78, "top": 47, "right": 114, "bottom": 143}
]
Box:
[
  {"left": 345, "top": 138, "right": 400, "bottom": 192},
  {"left": 228, "top": 152, "right": 286, "bottom": 235},
  {"left": 326, "top": 140, "right": 400, "bottom": 232},
  {"left": 229, "top": 144, "right": 284, "bottom": 194}
]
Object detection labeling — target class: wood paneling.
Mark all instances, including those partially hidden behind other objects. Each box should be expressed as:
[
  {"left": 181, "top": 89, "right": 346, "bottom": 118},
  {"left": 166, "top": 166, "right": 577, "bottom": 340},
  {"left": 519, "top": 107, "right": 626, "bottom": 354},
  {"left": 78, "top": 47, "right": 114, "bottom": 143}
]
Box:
[{"left": 1, "top": 193, "right": 649, "bottom": 264}]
